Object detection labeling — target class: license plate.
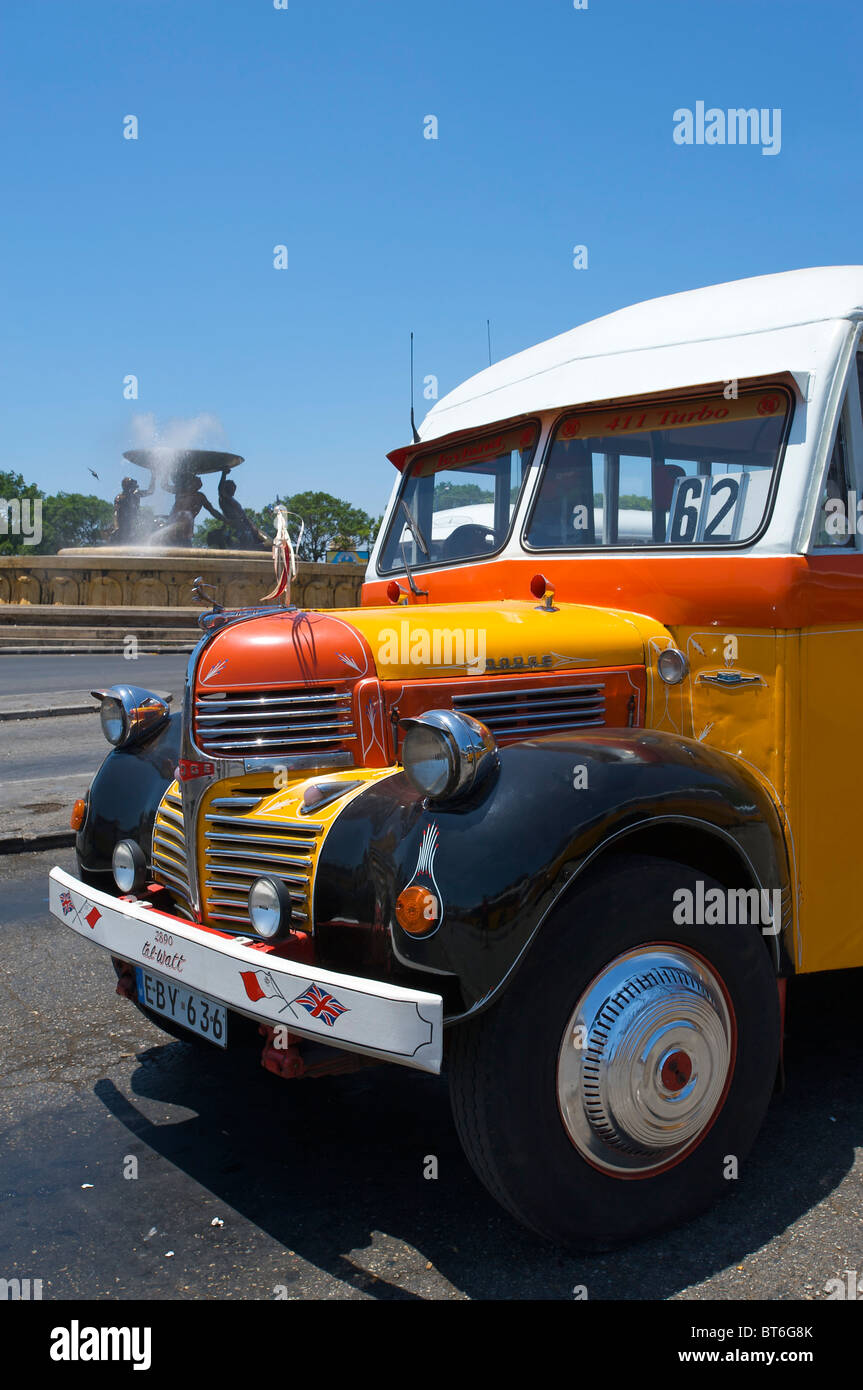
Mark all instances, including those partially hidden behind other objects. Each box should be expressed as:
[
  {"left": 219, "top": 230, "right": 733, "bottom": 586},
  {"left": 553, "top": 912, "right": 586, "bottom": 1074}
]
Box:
[{"left": 135, "top": 968, "right": 228, "bottom": 1048}]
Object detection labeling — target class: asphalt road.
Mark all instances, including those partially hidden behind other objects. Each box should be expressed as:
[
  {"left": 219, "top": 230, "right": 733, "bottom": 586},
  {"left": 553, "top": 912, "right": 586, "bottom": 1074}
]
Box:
[
  {"left": 0, "top": 655, "right": 189, "bottom": 845},
  {"left": 0, "top": 653, "right": 189, "bottom": 705},
  {"left": 2, "top": 847, "right": 862, "bottom": 1301},
  {"left": 2, "top": 713, "right": 107, "bottom": 782}
]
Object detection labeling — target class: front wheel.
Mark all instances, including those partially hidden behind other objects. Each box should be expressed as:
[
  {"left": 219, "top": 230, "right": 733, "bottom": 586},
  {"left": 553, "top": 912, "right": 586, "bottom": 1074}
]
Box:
[{"left": 448, "top": 855, "right": 781, "bottom": 1249}]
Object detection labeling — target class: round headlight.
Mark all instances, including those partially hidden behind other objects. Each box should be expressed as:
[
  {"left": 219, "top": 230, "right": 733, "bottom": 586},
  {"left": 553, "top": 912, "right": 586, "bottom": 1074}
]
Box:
[
  {"left": 657, "top": 647, "right": 689, "bottom": 685},
  {"left": 401, "top": 710, "right": 498, "bottom": 802},
  {"left": 112, "top": 839, "right": 147, "bottom": 894},
  {"left": 92, "top": 685, "right": 170, "bottom": 749},
  {"left": 100, "top": 697, "right": 128, "bottom": 745},
  {"left": 248, "top": 875, "right": 293, "bottom": 941},
  {"left": 401, "top": 722, "right": 455, "bottom": 798}
]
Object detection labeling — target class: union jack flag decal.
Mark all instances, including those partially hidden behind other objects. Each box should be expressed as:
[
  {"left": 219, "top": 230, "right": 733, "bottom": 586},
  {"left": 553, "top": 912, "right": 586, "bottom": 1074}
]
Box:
[
  {"left": 60, "top": 890, "right": 74, "bottom": 916},
  {"left": 291, "top": 982, "right": 349, "bottom": 1028}
]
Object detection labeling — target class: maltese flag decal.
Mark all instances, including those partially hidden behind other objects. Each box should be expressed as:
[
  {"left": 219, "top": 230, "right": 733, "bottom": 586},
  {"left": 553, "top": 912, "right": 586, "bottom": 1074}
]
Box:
[{"left": 240, "top": 969, "right": 294, "bottom": 1015}]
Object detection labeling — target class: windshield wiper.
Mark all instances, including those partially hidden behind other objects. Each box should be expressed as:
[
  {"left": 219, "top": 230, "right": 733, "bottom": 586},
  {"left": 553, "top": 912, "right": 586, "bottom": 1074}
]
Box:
[{"left": 399, "top": 500, "right": 429, "bottom": 596}]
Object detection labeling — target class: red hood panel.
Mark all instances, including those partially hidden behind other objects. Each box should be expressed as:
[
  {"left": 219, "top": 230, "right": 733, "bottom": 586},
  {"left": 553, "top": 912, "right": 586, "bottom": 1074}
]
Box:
[{"left": 196, "top": 610, "right": 375, "bottom": 691}]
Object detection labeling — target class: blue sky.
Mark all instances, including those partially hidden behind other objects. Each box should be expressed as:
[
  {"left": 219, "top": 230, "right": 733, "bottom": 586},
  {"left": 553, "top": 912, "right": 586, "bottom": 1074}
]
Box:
[{"left": 3, "top": 0, "right": 861, "bottom": 516}]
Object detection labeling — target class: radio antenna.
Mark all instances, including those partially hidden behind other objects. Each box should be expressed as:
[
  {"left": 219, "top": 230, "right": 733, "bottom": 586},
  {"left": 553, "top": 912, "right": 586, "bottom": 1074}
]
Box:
[
  {"left": 487, "top": 318, "right": 492, "bottom": 366},
  {"left": 410, "top": 331, "right": 420, "bottom": 443}
]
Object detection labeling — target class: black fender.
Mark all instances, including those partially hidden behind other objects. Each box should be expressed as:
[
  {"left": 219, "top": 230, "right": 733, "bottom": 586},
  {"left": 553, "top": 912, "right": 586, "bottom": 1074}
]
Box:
[
  {"left": 76, "top": 713, "right": 182, "bottom": 877},
  {"left": 314, "top": 729, "right": 793, "bottom": 1018}
]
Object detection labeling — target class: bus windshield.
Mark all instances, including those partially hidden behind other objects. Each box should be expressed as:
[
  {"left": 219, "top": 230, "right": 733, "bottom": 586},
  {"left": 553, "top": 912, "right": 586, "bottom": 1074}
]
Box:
[
  {"left": 378, "top": 422, "right": 539, "bottom": 572},
  {"left": 525, "top": 388, "right": 790, "bottom": 549}
]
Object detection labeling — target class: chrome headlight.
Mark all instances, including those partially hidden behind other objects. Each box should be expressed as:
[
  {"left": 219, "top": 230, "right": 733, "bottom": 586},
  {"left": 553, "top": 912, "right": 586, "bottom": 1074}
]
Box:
[
  {"left": 112, "top": 838, "right": 148, "bottom": 893},
  {"left": 401, "top": 710, "right": 498, "bottom": 802},
  {"left": 657, "top": 647, "right": 689, "bottom": 685},
  {"left": 248, "top": 875, "right": 293, "bottom": 941},
  {"left": 91, "top": 685, "right": 171, "bottom": 748}
]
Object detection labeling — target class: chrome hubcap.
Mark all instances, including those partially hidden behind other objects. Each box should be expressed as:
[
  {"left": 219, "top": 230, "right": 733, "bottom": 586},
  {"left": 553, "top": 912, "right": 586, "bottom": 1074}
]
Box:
[{"left": 557, "top": 947, "right": 733, "bottom": 1175}]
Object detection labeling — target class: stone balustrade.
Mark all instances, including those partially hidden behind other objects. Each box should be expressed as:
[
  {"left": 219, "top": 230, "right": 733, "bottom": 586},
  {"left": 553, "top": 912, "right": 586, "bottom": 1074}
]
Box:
[{"left": 0, "top": 551, "right": 366, "bottom": 611}]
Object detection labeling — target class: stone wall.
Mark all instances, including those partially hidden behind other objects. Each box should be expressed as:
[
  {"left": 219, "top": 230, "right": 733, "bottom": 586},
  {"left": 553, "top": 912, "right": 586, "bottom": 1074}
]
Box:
[{"left": 0, "top": 552, "right": 366, "bottom": 611}]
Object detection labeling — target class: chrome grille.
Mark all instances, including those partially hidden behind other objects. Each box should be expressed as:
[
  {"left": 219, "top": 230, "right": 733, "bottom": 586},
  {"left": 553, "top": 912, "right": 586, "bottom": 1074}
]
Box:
[
  {"left": 452, "top": 682, "right": 606, "bottom": 738},
  {"left": 151, "top": 785, "right": 194, "bottom": 916},
  {"left": 202, "top": 791, "right": 322, "bottom": 929},
  {"left": 194, "top": 686, "right": 355, "bottom": 759}
]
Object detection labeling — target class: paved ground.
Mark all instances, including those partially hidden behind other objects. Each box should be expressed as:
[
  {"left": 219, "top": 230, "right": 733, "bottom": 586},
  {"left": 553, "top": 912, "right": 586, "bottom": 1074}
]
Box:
[
  {"left": 0, "top": 652, "right": 188, "bottom": 703},
  {"left": 2, "top": 847, "right": 862, "bottom": 1301},
  {"left": 0, "top": 654, "right": 187, "bottom": 848}
]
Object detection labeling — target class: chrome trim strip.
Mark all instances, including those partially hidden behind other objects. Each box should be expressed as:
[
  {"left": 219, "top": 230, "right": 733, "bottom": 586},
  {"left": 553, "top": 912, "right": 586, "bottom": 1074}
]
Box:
[
  {"left": 453, "top": 683, "right": 605, "bottom": 704},
  {"left": 243, "top": 752, "right": 355, "bottom": 773},
  {"left": 475, "top": 704, "right": 605, "bottom": 722},
  {"left": 204, "top": 813, "right": 322, "bottom": 833},
  {"left": 207, "top": 906, "right": 308, "bottom": 925},
  {"left": 200, "top": 732, "right": 351, "bottom": 752},
  {"left": 153, "top": 819, "right": 186, "bottom": 844},
  {"left": 205, "top": 849, "right": 313, "bottom": 871},
  {"left": 209, "top": 796, "right": 266, "bottom": 809},
  {"left": 196, "top": 715, "right": 354, "bottom": 732},
  {"left": 478, "top": 716, "right": 606, "bottom": 735},
  {"left": 152, "top": 834, "right": 187, "bottom": 862},
  {"left": 151, "top": 865, "right": 193, "bottom": 901},
  {"left": 453, "top": 696, "right": 605, "bottom": 716},
  {"left": 203, "top": 877, "right": 309, "bottom": 894},
  {"left": 196, "top": 691, "right": 352, "bottom": 708}
]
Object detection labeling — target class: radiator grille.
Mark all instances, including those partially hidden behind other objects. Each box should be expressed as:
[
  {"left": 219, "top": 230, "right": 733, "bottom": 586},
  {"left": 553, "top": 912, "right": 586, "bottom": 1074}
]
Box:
[
  {"left": 201, "top": 791, "right": 321, "bottom": 929},
  {"left": 194, "top": 686, "right": 355, "bottom": 760},
  {"left": 151, "top": 785, "right": 194, "bottom": 917},
  {"left": 452, "top": 682, "right": 606, "bottom": 739}
]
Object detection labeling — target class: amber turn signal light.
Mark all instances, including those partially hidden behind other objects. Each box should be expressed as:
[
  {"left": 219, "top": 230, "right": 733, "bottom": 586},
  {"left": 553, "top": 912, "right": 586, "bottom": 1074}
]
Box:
[
  {"left": 70, "top": 798, "right": 86, "bottom": 830},
  {"left": 395, "top": 884, "right": 439, "bottom": 935}
]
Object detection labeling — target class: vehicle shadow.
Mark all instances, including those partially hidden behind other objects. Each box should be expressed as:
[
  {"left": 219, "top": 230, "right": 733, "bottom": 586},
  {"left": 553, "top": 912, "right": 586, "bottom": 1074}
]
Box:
[{"left": 94, "top": 968, "right": 863, "bottom": 1300}]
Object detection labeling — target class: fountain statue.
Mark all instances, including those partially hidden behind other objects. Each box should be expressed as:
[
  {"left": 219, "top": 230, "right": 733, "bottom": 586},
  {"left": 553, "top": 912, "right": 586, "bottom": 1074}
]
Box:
[
  {"left": 118, "top": 448, "right": 267, "bottom": 551},
  {"left": 107, "top": 476, "right": 154, "bottom": 545},
  {"left": 19, "top": 436, "right": 363, "bottom": 613}
]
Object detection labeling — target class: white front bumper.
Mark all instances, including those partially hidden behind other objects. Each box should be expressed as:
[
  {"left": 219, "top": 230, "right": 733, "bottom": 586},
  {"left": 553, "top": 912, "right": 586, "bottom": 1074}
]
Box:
[{"left": 49, "top": 867, "right": 443, "bottom": 1073}]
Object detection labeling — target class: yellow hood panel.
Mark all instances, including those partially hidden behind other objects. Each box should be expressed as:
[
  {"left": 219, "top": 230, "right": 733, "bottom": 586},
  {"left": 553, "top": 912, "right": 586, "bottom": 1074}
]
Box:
[{"left": 342, "top": 601, "right": 661, "bottom": 680}]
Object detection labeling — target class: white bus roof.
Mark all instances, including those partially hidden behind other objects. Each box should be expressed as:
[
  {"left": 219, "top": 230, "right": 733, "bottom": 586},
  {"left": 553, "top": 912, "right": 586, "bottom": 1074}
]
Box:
[{"left": 406, "top": 267, "right": 863, "bottom": 451}]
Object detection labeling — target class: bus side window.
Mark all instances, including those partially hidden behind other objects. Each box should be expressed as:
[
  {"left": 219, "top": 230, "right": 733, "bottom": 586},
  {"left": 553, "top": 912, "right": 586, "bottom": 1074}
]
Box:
[{"left": 814, "top": 410, "right": 853, "bottom": 549}]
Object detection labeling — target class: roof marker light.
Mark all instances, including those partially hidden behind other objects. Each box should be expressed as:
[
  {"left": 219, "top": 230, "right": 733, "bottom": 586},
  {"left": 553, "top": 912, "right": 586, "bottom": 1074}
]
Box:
[{"left": 530, "top": 573, "right": 557, "bottom": 611}]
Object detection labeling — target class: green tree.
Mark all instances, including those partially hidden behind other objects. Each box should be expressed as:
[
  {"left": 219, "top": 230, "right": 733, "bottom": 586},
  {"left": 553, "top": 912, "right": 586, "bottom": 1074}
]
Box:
[
  {"left": 592, "top": 492, "right": 652, "bottom": 511},
  {"left": 0, "top": 469, "right": 44, "bottom": 555},
  {"left": 434, "top": 482, "right": 494, "bottom": 508},
  {"left": 277, "top": 491, "right": 378, "bottom": 562},
  {"left": 34, "top": 492, "right": 114, "bottom": 553},
  {"left": 193, "top": 505, "right": 273, "bottom": 548}
]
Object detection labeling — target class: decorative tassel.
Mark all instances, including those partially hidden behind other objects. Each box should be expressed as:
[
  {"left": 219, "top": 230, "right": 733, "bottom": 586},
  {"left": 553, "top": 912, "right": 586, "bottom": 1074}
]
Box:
[{"left": 261, "top": 505, "right": 304, "bottom": 605}]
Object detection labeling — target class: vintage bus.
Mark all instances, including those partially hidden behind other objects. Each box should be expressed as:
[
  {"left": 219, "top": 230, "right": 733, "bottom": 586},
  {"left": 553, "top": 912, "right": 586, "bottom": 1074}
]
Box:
[{"left": 50, "top": 266, "right": 863, "bottom": 1248}]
